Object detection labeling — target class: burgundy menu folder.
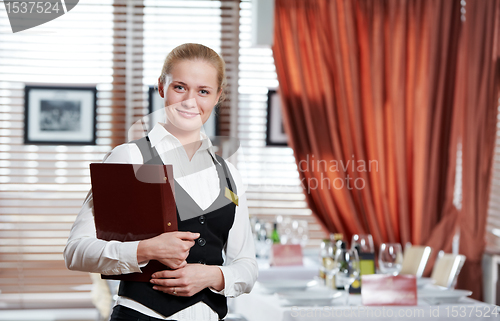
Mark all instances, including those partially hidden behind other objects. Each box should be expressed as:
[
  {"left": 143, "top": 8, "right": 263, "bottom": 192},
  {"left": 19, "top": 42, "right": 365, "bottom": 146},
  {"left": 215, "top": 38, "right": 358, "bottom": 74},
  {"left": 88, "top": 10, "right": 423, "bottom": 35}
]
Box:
[{"left": 90, "top": 163, "right": 177, "bottom": 282}]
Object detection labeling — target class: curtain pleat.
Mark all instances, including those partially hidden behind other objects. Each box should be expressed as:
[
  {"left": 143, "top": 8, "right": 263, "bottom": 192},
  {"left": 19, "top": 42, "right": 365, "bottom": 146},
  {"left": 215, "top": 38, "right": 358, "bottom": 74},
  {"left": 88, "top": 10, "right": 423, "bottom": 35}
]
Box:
[
  {"left": 273, "top": 0, "right": 500, "bottom": 300},
  {"left": 456, "top": 0, "right": 500, "bottom": 300}
]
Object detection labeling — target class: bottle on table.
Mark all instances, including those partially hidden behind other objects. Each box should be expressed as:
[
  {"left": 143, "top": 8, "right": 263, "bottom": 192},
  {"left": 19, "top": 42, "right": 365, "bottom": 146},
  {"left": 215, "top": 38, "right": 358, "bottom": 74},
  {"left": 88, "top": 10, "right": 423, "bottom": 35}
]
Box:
[
  {"left": 334, "top": 240, "right": 350, "bottom": 290},
  {"left": 271, "top": 222, "right": 280, "bottom": 244},
  {"left": 322, "top": 233, "right": 344, "bottom": 289},
  {"left": 319, "top": 237, "right": 332, "bottom": 281},
  {"left": 330, "top": 233, "right": 345, "bottom": 289}
]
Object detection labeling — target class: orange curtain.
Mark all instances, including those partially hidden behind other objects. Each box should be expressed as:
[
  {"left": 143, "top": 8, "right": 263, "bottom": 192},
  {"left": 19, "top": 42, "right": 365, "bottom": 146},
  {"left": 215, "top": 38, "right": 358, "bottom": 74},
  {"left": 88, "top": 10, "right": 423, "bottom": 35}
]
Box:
[
  {"left": 273, "top": 0, "right": 500, "bottom": 300},
  {"left": 455, "top": 0, "right": 500, "bottom": 300}
]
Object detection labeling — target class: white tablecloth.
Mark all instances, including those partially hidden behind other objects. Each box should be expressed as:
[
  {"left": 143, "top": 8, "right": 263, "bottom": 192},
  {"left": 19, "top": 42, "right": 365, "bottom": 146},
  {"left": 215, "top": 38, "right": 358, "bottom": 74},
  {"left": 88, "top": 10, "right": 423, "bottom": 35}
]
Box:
[
  {"left": 233, "top": 259, "right": 498, "bottom": 321},
  {"left": 234, "top": 284, "right": 498, "bottom": 321}
]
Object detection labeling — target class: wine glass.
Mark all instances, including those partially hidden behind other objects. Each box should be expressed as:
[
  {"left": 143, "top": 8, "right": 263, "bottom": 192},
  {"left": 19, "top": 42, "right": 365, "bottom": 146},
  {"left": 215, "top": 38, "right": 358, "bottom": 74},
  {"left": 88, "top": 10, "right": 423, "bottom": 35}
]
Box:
[
  {"left": 278, "top": 217, "right": 293, "bottom": 244},
  {"left": 378, "top": 243, "right": 403, "bottom": 275},
  {"left": 351, "top": 234, "right": 375, "bottom": 253},
  {"left": 253, "top": 219, "right": 272, "bottom": 259},
  {"left": 291, "top": 220, "right": 309, "bottom": 247},
  {"left": 333, "top": 248, "right": 360, "bottom": 305},
  {"left": 298, "top": 220, "right": 309, "bottom": 247}
]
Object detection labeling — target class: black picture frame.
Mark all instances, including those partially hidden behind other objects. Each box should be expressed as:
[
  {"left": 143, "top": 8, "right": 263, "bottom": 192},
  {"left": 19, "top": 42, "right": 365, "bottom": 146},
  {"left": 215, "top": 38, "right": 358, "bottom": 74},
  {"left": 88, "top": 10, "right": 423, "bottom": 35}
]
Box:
[
  {"left": 266, "top": 89, "right": 288, "bottom": 146},
  {"left": 24, "top": 85, "right": 97, "bottom": 145},
  {"left": 148, "top": 86, "right": 219, "bottom": 137},
  {"left": 148, "top": 86, "right": 163, "bottom": 133}
]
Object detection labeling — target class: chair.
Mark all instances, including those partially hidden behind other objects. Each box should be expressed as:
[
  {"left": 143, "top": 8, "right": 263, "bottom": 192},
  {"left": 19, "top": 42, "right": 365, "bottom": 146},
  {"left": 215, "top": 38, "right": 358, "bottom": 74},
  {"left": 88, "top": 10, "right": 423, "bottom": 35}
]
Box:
[
  {"left": 90, "top": 273, "right": 120, "bottom": 321},
  {"left": 400, "top": 245, "right": 432, "bottom": 277},
  {"left": 430, "top": 251, "right": 466, "bottom": 288}
]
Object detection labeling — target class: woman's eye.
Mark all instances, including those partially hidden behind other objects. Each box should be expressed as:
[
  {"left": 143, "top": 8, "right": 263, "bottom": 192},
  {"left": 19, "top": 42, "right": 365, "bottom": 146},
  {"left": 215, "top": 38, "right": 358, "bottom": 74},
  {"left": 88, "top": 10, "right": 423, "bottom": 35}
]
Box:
[
  {"left": 200, "top": 89, "right": 209, "bottom": 95},
  {"left": 174, "top": 85, "right": 185, "bottom": 90}
]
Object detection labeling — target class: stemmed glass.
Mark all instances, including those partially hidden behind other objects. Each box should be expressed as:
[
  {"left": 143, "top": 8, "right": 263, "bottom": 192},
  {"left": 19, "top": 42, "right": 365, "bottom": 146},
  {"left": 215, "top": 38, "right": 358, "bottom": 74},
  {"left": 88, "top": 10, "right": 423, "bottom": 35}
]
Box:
[
  {"left": 333, "top": 248, "right": 360, "bottom": 306},
  {"left": 278, "top": 217, "right": 293, "bottom": 244},
  {"left": 291, "top": 220, "right": 309, "bottom": 247},
  {"left": 351, "top": 234, "right": 375, "bottom": 253},
  {"left": 378, "top": 243, "right": 403, "bottom": 275}
]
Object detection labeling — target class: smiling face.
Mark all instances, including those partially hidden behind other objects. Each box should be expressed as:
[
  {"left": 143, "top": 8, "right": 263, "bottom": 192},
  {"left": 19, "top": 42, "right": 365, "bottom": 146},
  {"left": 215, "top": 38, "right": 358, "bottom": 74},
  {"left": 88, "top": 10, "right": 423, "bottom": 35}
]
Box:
[{"left": 158, "top": 59, "right": 221, "bottom": 134}]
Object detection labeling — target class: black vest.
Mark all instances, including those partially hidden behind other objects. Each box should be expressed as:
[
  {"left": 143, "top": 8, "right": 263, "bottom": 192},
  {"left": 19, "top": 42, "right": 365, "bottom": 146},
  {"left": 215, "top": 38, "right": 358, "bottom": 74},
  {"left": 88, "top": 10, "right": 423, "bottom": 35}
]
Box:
[{"left": 118, "top": 136, "right": 237, "bottom": 320}]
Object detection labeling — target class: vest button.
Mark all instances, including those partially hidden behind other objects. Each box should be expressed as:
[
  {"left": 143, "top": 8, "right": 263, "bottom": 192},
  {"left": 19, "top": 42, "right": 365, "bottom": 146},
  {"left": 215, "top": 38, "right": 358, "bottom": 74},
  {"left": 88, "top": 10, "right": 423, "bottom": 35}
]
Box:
[
  {"left": 198, "top": 237, "right": 206, "bottom": 247},
  {"left": 199, "top": 215, "right": 205, "bottom": 224}
]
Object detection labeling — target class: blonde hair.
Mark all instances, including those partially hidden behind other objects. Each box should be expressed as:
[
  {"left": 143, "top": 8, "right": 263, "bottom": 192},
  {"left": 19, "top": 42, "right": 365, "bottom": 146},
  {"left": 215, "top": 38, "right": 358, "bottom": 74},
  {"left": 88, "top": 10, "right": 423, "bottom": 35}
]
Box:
[{"left": 159, "top": 43, "right": 227, "bottom": 104}]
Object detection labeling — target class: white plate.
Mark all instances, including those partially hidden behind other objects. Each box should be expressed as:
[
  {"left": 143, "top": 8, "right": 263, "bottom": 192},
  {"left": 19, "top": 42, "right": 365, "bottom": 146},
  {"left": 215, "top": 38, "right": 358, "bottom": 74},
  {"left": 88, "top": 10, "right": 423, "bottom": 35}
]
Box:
[
  {"left": 258, "top": 279, "right": 317, "bottom": 293},
  {"left": 418, "top": 289, "right": 472, "bottom": 304},
  {"left": 416, "top": 277, "right": 435, "bottom": 288},
  {"left": 279, "top": 289, "right": 343, "bottom": 306}
]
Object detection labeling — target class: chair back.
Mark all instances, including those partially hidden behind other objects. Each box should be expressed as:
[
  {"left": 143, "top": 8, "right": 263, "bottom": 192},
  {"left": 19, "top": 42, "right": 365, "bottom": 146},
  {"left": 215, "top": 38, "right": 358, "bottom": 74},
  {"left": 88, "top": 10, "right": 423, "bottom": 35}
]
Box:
[
  {"left": 400, "top": 245, "right": 432, "bottom": 277},
  {"left": 430, "top": 251, "right": 466, "bottom": 288}
]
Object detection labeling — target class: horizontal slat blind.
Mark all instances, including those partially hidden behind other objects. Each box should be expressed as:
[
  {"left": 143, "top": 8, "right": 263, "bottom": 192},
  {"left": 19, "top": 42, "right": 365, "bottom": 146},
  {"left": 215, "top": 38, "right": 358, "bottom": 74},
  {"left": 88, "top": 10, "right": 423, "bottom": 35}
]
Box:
[
  {"left": 0, "top": 0, "right": 117, "bottom": 309},
  {"left": 238, "top": 0, "right": 328, "bottom": 247},
  {"left": 114, "top": 0, "right": 145, "bottom": 144},
  {"left": 487, "top": 100, "right": 500, "bottom": 251}
]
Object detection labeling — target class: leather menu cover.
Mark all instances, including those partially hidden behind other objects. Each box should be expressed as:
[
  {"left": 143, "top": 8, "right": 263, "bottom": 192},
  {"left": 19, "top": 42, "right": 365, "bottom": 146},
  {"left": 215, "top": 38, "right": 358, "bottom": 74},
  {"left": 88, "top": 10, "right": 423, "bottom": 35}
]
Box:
[{"left": 90, "top": 163, "right": 177, "bottom": 282}]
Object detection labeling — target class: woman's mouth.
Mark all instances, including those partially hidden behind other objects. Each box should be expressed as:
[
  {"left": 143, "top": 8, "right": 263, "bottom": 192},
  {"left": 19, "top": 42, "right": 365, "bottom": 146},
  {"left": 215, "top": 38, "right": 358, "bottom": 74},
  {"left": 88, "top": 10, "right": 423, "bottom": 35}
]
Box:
[{"left": 176, "top": 108, "right": 200, "bottom": 119}]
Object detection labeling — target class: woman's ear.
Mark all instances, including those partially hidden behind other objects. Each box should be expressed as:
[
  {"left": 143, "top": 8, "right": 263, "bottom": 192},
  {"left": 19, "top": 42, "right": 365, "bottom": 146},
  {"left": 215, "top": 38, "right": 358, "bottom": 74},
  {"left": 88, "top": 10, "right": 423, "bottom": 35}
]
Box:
[
  {"left": 215, "top": 89, "right": 222, "bottom": 105},
  {"left": 158, "top": 77, "right": 164, "bottom": 98}
]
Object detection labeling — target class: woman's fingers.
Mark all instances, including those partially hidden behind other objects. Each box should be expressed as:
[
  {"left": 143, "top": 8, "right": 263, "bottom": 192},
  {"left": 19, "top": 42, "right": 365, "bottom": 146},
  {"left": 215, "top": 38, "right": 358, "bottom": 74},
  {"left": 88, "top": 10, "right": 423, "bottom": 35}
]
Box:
[
  {"left": 151, "top": 278, "right": 180, "bottom": 288},
  {"left": 144, "top": 231, "right": 198, "bottom": 269},
  {"left": 152, "top": 285, "right": 189, "bottom": 296},
  {"left": 150, "top": 270, "right": 187, "bottom": 295},
  {"left": 150, "top": 264, "right": 210, "bottom": 297},
  {"left": 151, "top": 269, "right": 183, "bottom": 279},
  {"left": 174, "top": 231, "right": 199, "bottom": 241}
]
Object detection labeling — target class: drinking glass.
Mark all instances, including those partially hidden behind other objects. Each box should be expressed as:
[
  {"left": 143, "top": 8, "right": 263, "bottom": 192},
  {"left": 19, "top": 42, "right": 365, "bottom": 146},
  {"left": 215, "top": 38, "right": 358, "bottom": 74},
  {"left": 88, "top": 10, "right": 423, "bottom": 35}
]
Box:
[
  {"left": 351, "top": 234, "right": 375, "bottom": 253},
  {"left": 253, "top": 220, "right": 272, "bottom": 259},
  {"left": 298, "top": 220, "right": 309, "bottom": 247},
  {"left": 278, "top": 217, "right": 293, "bottom": 244},
  {"left": 291, "top": 220, "right": 309, "bottom": 247},
  {"left": 378, "top": 243, "right": 403, "bottom": 275},
  {"left": 333, "top": 248, "right": 360, "bottom": 305}
]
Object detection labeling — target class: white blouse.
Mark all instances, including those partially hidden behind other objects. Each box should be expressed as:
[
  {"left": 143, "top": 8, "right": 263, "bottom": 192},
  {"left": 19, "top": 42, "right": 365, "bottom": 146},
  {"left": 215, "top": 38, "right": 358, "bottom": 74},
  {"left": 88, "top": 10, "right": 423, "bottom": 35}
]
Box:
[{"left": 64, "top": 123, "right": 258, "bottom": 321}]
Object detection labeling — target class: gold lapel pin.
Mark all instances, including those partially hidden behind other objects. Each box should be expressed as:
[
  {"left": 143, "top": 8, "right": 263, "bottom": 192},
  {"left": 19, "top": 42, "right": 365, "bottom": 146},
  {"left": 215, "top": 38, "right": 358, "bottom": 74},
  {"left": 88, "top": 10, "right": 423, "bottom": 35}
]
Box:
[{"left": 224, "top": 187, "right": 239, "bottom": 206}]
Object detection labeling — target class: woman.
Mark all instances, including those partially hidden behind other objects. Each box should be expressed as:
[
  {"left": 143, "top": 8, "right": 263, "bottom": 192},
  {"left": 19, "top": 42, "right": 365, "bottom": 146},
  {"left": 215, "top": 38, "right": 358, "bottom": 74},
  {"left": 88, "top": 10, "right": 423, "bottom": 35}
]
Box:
[{"left": 64, "top": 43, "right": 258, "bottom": 321}]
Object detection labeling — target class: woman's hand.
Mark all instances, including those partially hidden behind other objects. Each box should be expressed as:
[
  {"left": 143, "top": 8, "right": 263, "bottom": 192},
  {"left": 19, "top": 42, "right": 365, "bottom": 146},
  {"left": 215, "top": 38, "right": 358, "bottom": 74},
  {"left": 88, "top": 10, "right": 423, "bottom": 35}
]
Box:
[
  {"left": 137, "top": 231, "right": 199, "bottom": 270},
  {"left": 150, "top": 264, "right": 224, "bottom": 297}
]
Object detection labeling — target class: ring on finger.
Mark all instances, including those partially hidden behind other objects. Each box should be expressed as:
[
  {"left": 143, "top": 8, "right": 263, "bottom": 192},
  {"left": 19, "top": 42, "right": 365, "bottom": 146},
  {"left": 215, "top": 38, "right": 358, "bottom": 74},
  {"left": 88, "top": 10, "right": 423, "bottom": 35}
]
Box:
[{"left": 173, "top": 287, "right": 176, "bottom": 295}]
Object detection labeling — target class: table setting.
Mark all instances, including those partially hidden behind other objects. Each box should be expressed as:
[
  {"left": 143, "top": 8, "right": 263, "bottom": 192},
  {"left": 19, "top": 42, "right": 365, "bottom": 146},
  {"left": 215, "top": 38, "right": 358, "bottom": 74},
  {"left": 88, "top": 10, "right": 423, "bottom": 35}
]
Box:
[{"left": 232, "top": 222, "right": 498, "bottom": 321}]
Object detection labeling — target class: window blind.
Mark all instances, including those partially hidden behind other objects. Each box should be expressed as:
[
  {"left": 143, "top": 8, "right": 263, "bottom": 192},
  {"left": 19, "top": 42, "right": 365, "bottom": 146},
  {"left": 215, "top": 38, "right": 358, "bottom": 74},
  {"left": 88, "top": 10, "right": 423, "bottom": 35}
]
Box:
[
  {"left": 487, "top": 100, "right": 500, "bottom": 251},
  {"left": 238, "top": 0, "right": 328, "bottom": 247},
  {"left": 0, "top": 0, "right": 116, "bottom": 309}
]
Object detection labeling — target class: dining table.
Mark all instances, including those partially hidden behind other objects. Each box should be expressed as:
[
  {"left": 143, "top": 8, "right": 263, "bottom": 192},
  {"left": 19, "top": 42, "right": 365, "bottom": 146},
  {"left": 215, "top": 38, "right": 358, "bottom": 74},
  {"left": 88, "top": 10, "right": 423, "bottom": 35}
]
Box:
[{"left": 231, "top": 256, "right": 499, "bottom": 321}]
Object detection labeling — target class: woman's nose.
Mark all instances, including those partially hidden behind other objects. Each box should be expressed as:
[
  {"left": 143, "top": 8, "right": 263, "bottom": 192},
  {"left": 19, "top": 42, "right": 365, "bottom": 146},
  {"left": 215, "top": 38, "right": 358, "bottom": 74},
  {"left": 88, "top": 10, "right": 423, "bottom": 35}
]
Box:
[{"left": 180, "top": 97, "right": 197, "bottom": 110}]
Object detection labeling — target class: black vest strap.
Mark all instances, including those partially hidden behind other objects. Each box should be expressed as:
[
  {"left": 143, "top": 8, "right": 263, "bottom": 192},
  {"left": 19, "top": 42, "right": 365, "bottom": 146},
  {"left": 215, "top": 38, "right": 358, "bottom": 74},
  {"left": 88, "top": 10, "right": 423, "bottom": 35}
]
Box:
[{"left": 134, "top": 136, "right": 160, "bottom": 164}]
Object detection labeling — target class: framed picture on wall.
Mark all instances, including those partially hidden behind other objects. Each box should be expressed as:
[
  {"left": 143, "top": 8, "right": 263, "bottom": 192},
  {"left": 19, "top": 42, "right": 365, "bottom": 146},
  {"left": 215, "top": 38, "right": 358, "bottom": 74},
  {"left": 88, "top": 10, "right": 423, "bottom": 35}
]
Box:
[
  {"left": 24, "top": 85, "right": 97, "bottom": 145},
  {"left": 148, "top": 86, "right": 219, "bottom": 137},
  {"left": 148, "top": 86, "right": 164, "bottom": 132},
  {"left": 266, "top": 89, "right": 288, "bottom": 146}
]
